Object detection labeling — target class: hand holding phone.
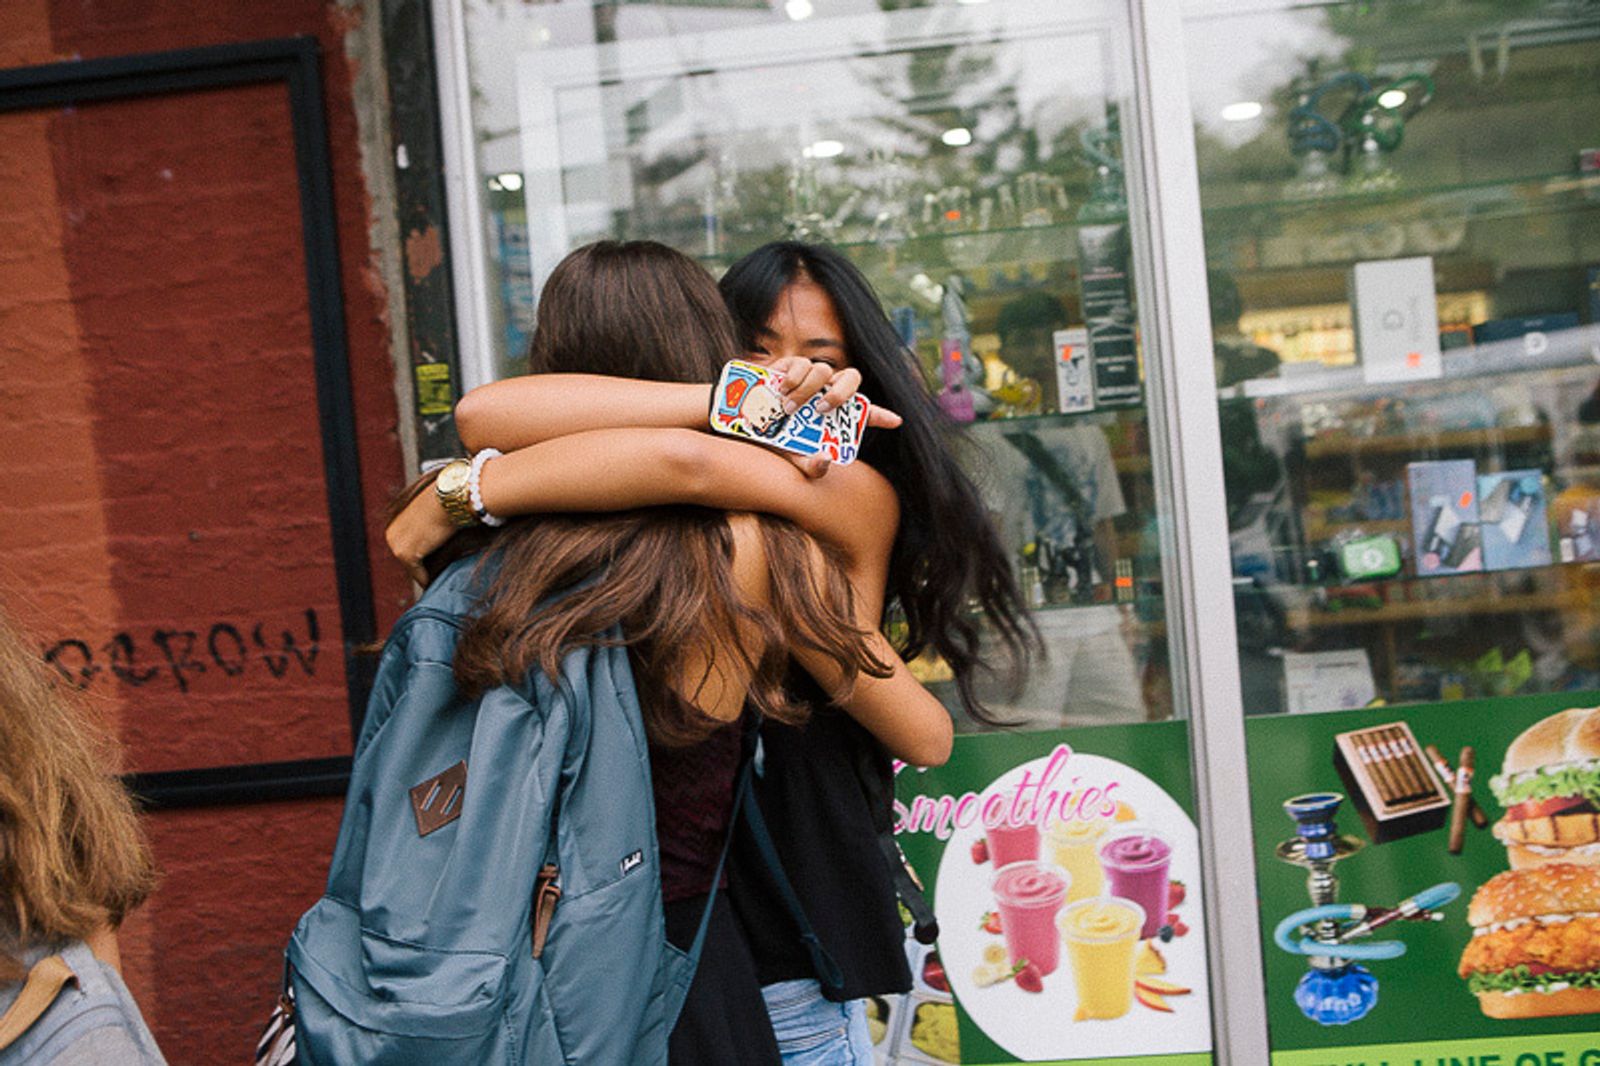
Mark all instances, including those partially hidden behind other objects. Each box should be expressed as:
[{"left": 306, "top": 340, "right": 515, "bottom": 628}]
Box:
[{"left": 709, "top": 359, "right": 870, "bottom": 464}]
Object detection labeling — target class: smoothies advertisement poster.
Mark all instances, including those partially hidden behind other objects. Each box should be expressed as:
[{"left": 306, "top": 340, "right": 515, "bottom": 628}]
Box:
[
  {"left": 889, "top": 721, "right": 1215, "bottom": 1066},
  {"left": 1247, "top": 691, "right": 1600, "bottom": 1065}
]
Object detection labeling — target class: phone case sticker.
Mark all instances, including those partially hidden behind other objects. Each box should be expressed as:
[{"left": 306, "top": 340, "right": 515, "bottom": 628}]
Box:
[{"left": 711, "top": 359, "right": 869, "bottom": 464}]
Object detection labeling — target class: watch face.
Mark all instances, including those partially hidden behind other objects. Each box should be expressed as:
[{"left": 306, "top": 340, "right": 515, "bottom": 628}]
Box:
[{"left": 436, "top": 462, "right": 470, "bottom": 494}]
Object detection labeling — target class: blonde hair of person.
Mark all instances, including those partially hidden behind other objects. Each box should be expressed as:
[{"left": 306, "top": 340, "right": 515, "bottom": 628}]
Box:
[{"left": 0, "top": 606, "right": 156, "bottom": 982}]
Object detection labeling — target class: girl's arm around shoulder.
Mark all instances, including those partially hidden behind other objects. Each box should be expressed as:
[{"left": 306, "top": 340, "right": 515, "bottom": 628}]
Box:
[
  {"left": 385, "top": 427, "right": 898, "bottom": 583},
  {"left": 664, "top": 432, "right": 900, "bottom": 571},
  {"left": 455, "top": 374, "right": 712, "bottom": 452},
  {"left": 478, "top": 428, "right": 900, "bottom": 569},
  {"left": 454, "top": 360, "right": 896, "bottom": 453}
]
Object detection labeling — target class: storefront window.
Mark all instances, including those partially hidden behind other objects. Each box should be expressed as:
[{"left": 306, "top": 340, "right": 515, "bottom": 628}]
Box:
[
  {"left": 1187, "top": 2, "right": 1600, "bottom": 1062},
  {"left": 1189, "top": 0, "right": 1600, "bottom": 717},
  {"left": 455, "top": 3, "right": 1212, "bottom": 1062},
  {"left": 463, "top": 0, "right": 1181, "bottom": 730}
]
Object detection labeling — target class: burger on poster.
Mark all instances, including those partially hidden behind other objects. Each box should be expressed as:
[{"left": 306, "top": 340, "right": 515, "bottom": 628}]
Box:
[
  {"left": 1459, "top": 863, "right": 1600, "bottom": 1019},
  {"left": 1489, "top": 706, "right": 1600, "bottom": 869},
  {"left": 1457, "top": 706, "right": 1600, "bottom": 1020}
]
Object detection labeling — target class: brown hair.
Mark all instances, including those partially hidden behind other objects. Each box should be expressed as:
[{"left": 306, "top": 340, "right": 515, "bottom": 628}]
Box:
[
  {"left": 444, "top": 241, "right": 887, "bottom": 745},
  {"left": 0, "top": 607, "right": 157, "bottom": 980}
]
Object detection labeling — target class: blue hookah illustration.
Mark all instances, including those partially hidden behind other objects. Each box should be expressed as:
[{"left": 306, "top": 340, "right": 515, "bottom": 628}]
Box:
[{"left": 1274, "top": 793, "right": 1460, "bottom": 1025}]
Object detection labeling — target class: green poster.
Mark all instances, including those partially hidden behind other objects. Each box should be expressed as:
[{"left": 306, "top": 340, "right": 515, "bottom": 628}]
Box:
[
  {"left": 1247, "top": 691, "right": 1600, "bottom": 1059},
  {"left": 885, "top": 721, "right": 1214, "bottom": 1065}
]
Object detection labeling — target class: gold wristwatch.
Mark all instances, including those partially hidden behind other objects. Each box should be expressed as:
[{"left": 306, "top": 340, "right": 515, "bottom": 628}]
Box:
[{"left": 434, "top": 458, "right": 478, "bottom": 527}]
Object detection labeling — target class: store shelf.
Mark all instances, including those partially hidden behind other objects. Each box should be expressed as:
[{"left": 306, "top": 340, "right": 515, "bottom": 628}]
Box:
[
  {"left": 1288, "top": 589, "right": 1586, "bottom": 631},
  {"left": 968, "top": 407, "right": 1143, "bottom": 430},
  {"left": 1302, "top": 424, "right": 1551, "bottom": 461},
  {"left": 709, "top": 218, "right": 1090, "bottom": 273},
  {"left": 1201, "top": 170, "right": 1600, "bottom": 226},
  {"left": 1028, "top": 597, "right": 1154, "bottom": 616},
  {"left": 1223, "top": 257, "right": 1495, "bottom": 313},
  {"left": 1302, "top": 517, "right": 1409, "bottom": 542},
  {"left": 1221, "top": 324, "right": 1600, "bottom": 402}
]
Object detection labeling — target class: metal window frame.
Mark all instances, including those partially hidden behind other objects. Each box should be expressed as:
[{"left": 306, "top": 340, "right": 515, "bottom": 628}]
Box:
[
  {"left": 0, "top": 38, "right": 377, "bottom": 809},
  {"left": 433, "top": 0, "right": 499, "bottom": 393},
  {"left": 1125, "top": 2, "right": 1271, "bottom": 1061},
  {"left": 384, "top": 0, "right": 467, "bottom": 464}
]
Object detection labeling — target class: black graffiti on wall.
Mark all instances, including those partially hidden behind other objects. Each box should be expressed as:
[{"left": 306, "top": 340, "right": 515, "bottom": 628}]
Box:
[{"left": 44, "top": 608, "right": 321, "bottom": 693}]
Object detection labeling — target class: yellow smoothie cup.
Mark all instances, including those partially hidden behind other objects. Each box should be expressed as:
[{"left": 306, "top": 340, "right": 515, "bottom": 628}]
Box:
[
  {"left": 1045, "top": 817, "right": 1107, "bottom": 902},
  {"left": 1058, "top": 897, "right": 1145, "bottom": 1021}
]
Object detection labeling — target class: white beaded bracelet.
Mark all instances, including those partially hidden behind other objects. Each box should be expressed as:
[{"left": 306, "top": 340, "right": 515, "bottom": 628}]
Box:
[{"left": 467, "top": 448, "right": 506, "bottom": 527}]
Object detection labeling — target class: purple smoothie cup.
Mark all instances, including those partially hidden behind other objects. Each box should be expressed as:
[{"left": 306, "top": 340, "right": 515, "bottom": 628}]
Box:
[{"left": 1097, "top": 832, "right": 1172, "bottom": 940}]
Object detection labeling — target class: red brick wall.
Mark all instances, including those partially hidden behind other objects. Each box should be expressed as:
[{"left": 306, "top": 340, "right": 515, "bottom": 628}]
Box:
[{"left": 0, "top": 3, "right": 412, "bottom": 1062}]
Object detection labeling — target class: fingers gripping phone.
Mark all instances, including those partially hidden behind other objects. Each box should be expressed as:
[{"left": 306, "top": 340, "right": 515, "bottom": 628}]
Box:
[{"left": 710, "top": 359, "right": 870, "bottom": 464}]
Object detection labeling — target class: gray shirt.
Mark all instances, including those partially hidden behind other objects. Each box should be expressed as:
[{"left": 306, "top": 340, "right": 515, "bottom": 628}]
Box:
[{"left": 0, "top": 940, "right": 167, "bottom": 1066}]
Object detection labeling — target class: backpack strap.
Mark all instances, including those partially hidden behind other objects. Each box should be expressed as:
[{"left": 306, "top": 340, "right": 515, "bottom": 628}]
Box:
[
  {"left": 687, "top": 721, "right": 850, "bottom": 996},
  {"left": 682, "top": 743, "right": 757, "bottom": 963},
  {"left": 851, "top": 737, "right": 940, "bottom": 946},
  {"left": 876, "top": 830, "right": 940, "bottom": 946},
  {"left": 0, "top": 954, "right": 77, "bottom": 1051},
  {"left": 740, "top": 779, "right": 848, "bottom": 993}
]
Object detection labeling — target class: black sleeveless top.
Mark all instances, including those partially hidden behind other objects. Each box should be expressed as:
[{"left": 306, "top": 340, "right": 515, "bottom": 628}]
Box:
[{"left": 727, "top": 679, "right": 913, "bottom": 1002}]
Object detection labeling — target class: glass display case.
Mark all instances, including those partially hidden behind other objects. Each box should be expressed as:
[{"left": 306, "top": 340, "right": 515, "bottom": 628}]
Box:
[
  {"left": 491, "top": 0, "right": 1178, "bottom": 730},
  {"left": 1185, "top": 0, "right": 1600, "bottom": 717},
  {"left": 1183, "top": 4, "right": 1600, "bottom": 1064}
]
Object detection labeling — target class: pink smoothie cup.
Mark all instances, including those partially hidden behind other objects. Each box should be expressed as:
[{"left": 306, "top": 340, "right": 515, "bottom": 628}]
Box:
[
  {"left": 985, "top": 818, "right": 1040, "bottom": 869},
  {"left": 1097, "top": 833, "right": 1172, "bottom": 940},
  {"left": 990, "top": 861, "right": 1071, "bottom": 975}
]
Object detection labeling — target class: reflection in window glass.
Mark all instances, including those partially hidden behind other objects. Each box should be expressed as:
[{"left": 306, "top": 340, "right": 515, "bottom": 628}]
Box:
[
  {"left": 1187, "top": 1, "right": 1600, "bottom": 715},
  {"left": 461, "top": 0, "right": 1177, "bottom": 729}
]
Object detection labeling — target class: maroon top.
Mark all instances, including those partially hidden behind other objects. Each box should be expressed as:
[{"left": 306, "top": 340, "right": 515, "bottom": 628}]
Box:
[{"left": 650, "top": 716, "right": 744, "bottom": 903}]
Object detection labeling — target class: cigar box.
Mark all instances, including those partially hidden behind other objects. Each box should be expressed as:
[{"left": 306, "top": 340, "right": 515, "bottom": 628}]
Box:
[{"left": 1333, "top": 722, "right": 1451, "bottom": 843}]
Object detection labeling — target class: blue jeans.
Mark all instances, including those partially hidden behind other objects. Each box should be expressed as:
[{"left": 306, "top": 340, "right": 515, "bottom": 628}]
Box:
[{"left": 761, "top": 979, "right": 873, "bottom": 1065}]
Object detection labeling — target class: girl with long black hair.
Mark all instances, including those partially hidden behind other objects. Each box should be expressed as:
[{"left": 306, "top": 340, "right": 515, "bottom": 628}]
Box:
[{"left": 388, "top": 240, "right": 1033, "bottom": 1063}]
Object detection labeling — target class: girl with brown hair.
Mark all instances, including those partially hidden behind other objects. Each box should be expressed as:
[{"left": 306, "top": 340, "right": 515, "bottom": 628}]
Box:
[
  {"left": 387, "top": 240, "right": 953, "bottom": 1065},
  {"left": 0, "top": 606, "right": 166, "bottom": 1064}
]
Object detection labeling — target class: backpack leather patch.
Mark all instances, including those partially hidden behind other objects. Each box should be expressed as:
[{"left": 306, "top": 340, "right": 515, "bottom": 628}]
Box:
[{"left": 409, "top": 760, "right": 467, "bottom": 837}]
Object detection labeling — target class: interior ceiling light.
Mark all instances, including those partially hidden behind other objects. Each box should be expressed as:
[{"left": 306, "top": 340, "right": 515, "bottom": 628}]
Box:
[
  {"left": 941, "top": 127, "right": 974, "bottom": 147},
  {"left": 785, "top": 0, "right": 814, "bottom": 20},
  {"left": 1221, "top": 101, "right": 1264, "bottom": 122},
  {"left": 495, "top": 172, "right": 525, "bottom": 192},
  {"left": 1377, "top": 89, "right": 1408, "bottom": 109}
]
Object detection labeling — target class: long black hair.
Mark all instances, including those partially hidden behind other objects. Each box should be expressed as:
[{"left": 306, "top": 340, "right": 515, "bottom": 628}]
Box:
[{"left": 720, "top": 241, "right": 1036, "bottom": 725}]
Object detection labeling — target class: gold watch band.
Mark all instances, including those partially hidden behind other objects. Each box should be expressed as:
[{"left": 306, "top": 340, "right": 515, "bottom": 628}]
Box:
[{"left": 434, "top": 459, "right": 478, "bottom": 527}]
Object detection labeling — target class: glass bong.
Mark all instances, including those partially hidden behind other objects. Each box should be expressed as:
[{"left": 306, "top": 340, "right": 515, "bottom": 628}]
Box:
[
  {"left": 1340, "top": 73, "right": 1435, "bottom": 193},
  {"left": 1077, "top": 117, "right": 1127, "bottom": 225},
  {"left": 1284, "top": 73, "right": 1370, "bottom": 200}
]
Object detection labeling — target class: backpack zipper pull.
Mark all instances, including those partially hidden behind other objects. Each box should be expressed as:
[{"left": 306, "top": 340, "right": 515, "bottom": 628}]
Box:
[{"left": 532, "top": 864, "right": 561, "bottom": 958}]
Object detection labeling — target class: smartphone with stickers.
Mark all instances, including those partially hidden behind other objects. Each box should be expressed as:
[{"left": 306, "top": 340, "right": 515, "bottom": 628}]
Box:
[{"left": 709, "top": 359, "right": 871, "bottom": 464}]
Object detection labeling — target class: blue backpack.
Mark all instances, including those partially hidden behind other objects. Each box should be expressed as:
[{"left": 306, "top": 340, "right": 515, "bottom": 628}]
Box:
[{"left": 282, "top": 557, "right": 743, "bottom": 1065}]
